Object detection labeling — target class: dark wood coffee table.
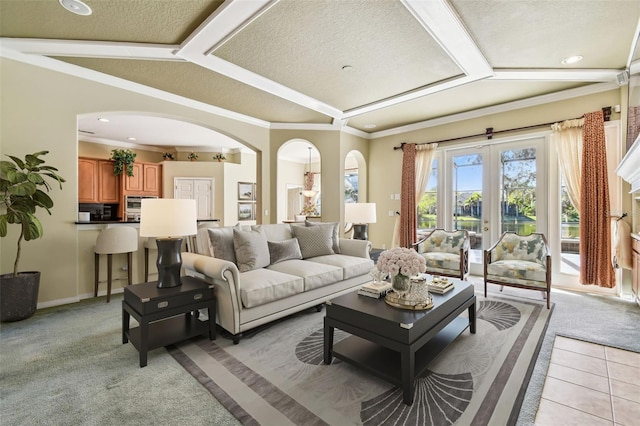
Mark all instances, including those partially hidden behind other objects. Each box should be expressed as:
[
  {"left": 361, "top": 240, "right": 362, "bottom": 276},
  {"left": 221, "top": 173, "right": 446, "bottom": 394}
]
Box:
[{"left": 323, "top": 280, "right": 476, "bottom": 405}]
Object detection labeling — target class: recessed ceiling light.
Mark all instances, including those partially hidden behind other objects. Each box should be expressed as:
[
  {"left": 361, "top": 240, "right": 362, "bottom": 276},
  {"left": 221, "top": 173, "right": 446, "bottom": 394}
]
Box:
[
  {"left": 127, "top": 137, "right": 136, "bottom": 141},
  {"left": 59, "top": 0, "right": 92, "bottom": 16},
  {"left": 363, "top": 124, "right": 376, "bottom": 129},
  {"left": 561, "top": 55, "right": 583, "bottom": 65},
  {"left": 342, "top": 65, "right": 353, "bottom": 72},
  {"left": 98, "top": 118, "right": 109, "bottom": 122}
]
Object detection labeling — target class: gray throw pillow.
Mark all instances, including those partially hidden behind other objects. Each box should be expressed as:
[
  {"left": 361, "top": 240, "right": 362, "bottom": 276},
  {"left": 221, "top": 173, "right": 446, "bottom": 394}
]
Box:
[
  {"left": 233, "top": 228, "right": 270, "bottom": 272},
  {"left": 268, "top": 238, "right": 302, "bottom": 264},
  {"left": 293, "top": 225, "right": 334, "bottom": 259},
  {"left": 208, "top": 226, "right": 239, "bottom": 263},
  {"left": 305, "top": 220, "right": 341, "bottom": 253}
]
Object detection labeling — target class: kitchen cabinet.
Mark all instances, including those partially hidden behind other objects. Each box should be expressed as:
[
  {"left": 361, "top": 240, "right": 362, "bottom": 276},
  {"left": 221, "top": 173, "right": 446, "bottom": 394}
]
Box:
[
  {"left": 78, "top": 158, "right": 119, "bottom": 203},
  {"left": 632, "top": 234, "right": 640, "bottom": 306},
  {"left": 123, "top": 162, "right": 162, "bottom": 196}
]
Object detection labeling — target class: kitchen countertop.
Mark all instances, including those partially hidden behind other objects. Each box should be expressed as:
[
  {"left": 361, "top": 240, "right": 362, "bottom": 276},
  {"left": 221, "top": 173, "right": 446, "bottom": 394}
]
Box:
[{"left": 75, "top": 218, "right": 220, "bottom": 225}]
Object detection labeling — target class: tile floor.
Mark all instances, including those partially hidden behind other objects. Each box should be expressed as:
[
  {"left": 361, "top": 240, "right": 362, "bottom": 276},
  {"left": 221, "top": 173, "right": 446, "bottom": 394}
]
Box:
[{"left": 535, "top": 336, "right": 640, "bottom": 425}]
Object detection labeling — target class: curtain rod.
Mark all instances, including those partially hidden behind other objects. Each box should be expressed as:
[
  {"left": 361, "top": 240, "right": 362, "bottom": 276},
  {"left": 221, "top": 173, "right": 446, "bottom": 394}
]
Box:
[{"left": 392, "top": 106, "right": 612, "bottom": 150}]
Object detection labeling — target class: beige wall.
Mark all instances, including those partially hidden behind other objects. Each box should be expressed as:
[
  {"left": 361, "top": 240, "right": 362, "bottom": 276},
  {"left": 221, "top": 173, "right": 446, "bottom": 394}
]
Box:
[
  {"left": 1, "top": 57, "right": 268, "bottom": 306},
  {"left": 79, "top": 140, "right": 163, "bottom": 163}
]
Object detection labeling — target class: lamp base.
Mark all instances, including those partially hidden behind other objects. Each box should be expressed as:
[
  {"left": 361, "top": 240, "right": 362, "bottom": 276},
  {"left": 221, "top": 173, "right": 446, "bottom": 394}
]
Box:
[
  {"left": 155, "top": 238, "right": 183, "bottom": 288},
  {"left": 352, "top": 224, "right": 368, "bottom": 240}
]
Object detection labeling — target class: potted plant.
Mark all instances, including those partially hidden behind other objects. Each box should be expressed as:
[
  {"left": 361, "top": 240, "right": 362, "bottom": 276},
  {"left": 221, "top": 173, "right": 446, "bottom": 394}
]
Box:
[
  {"left": 0, "top": 151, "right": 65, "bottom": 321},
  {"left": 161, "top": 152, "right": 175, "bottom": 161},
  {"left": 110, "top": 149, "right": 136, "bottom": 176},
  {"left": 213, "top": 153, "right": 226, "bottom": 162},
  {"left": 187, "top": 152, "right": 199, "bottom": 161}
]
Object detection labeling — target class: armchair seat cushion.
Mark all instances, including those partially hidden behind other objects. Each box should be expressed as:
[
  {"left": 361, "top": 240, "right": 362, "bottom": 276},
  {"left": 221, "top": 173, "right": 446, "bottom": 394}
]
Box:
[
  {"left": 422, "top": 252, "right": 462, "bottom": 272},
  {"left": 486, "top": 259, "right": 547, "bottom": 283}
]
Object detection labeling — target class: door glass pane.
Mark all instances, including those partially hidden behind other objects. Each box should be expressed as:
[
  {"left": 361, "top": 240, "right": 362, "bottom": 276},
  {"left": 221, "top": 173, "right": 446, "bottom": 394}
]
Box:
[
  {"left": 417, "top": 159, "right": 437, "bottom": 231},
  {"left": 452, "top": 154, "right": 482, "bottom": 250},
  {"left": 561, "top": 177, "right": 580, "bottom": 274},
  {"left": 500, "top": 148, "right": 537, "bottom": 234}
]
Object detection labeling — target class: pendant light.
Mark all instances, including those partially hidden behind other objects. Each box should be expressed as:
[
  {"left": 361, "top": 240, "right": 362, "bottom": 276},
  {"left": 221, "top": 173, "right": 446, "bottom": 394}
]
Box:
[{"left": 301, "top": 147, "right": 318, "bottom": 197}]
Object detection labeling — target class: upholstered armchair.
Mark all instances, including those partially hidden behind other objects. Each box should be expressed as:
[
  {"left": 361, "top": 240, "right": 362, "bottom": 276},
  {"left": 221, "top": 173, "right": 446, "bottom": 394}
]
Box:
[
  {"left": 413, "top": 229, "right": 470, "bottom": 280},
  {"left": 484, "top": 232, "right": 551, "bottom": 309}
]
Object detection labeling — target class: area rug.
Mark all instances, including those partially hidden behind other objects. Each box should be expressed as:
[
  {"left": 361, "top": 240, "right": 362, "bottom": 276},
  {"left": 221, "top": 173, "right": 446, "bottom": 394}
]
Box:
[{"left": 169, "top": 292, "right": 552, "bottom": 426}]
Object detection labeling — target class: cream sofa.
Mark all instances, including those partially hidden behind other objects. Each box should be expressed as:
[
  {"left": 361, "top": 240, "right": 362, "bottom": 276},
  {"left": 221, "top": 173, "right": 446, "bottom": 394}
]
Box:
[{"left": 182, "top": 222, "right": 373, "bottom": 343}]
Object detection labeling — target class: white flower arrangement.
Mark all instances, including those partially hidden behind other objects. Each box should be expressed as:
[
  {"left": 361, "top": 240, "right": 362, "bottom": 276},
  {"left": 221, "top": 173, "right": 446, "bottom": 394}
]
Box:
[{"left": 376, "top": 247, "right": 426, "bottom": 278}]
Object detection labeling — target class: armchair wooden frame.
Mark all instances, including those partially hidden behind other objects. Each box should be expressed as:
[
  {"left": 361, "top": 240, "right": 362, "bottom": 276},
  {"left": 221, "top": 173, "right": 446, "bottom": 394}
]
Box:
[
  {"left": 483, "top": 232, "right": 551, "bottom": 309},
  {"left": 413, "top": 228, "right": 470, "bottom": 281}
]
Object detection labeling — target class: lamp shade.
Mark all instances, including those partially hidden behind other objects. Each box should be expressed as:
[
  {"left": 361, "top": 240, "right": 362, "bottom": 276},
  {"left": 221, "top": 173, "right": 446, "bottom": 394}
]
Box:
[
  {"left": 345, "top": 203, "right": 377, "bottom": 224},
  {"left": 140, "top": 198, "right": 197, "bottom": 238}
]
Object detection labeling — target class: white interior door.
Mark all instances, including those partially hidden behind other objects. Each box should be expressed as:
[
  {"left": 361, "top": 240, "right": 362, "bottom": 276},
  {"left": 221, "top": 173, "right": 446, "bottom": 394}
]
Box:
[{"left": 174, "top": 177, "right": 214, "bottom": 220}]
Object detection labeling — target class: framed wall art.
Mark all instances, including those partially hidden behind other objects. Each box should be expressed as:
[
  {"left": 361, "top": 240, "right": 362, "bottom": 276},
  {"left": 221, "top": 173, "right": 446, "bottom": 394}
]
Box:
[
  {"left": 238, "top": 202, "right": 255, "bottom": 221},
  {"left": 238, "top": 182, "right": 254, "bottom": 200}
]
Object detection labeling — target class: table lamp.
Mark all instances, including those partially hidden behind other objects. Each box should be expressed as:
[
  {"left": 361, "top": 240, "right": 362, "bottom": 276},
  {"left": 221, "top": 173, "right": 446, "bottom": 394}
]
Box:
[
  {"left": 140, "top": 198, "right": 197, "bottom": 288},
  {"left": 345, "top": 203, "right": 377, "bottom": 240}
]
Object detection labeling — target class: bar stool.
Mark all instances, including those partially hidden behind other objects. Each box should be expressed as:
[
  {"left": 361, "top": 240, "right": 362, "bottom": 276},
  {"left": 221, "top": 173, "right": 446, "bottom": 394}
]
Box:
[
  {"left": 143, "top": 237, "right": 157, "bottom": 282},
  {"left": 94, "top": 227, "right": 138, "bottom": 302}
]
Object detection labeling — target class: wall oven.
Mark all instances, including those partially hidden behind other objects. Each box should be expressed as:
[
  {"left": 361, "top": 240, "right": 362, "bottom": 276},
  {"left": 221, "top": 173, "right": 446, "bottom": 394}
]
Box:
[{"left": 125, "top": 195, "right": 158, "bottom": 221}]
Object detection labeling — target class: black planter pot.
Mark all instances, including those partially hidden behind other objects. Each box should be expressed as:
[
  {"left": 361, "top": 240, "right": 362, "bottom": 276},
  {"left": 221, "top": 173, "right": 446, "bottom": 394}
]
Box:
[{"left": 0, "top": 271, "right": 41, "bottom": 322}]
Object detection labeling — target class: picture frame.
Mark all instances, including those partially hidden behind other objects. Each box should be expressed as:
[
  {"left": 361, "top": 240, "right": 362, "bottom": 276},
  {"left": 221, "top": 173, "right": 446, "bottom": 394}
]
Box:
[
  {"left": 238, "top": 182, "right": 254, "bottom": 200},
  {"left": 238, "top": 202, "right": 255, "bottom": 221}
]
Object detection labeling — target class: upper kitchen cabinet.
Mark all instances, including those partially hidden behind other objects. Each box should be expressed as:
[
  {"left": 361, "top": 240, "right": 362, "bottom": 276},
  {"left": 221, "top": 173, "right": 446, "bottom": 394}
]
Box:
[
  {"left": 78, "top": 158, "right": 119, "bottom": 203},
  {"left": 123, "top": 161, "right": 162, "bottom": 196}
]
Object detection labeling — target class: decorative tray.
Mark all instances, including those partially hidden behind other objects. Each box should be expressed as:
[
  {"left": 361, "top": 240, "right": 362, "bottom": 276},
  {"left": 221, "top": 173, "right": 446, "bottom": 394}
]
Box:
[{"left": 384, "top": 283, "right": 433, "bottom": 310}]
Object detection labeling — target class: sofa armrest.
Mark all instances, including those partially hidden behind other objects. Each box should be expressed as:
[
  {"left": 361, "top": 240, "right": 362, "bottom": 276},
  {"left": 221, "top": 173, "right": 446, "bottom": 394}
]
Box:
[
  {"left": 182, "top": 252, "right": 242, "bottom": 334},
  {"left": 338, "top": 238, "right": 372, "bottom": 258}
]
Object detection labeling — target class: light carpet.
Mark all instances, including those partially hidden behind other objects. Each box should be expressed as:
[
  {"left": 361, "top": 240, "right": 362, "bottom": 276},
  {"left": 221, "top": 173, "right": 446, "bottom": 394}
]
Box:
[{"left": 169, "top": 292, "right": 552, "bottom": 426}]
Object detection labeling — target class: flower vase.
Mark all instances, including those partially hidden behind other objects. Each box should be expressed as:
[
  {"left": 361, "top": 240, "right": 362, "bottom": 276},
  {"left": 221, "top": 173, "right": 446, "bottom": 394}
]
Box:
[{"left": 392, "top": 274, "right": 411, "bottom": 299}]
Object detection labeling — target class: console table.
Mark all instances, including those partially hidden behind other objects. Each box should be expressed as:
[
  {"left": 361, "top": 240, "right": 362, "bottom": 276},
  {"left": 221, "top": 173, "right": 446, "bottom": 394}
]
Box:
[{"left": 122, "top": 276, "right": 215, "bottom": 367}]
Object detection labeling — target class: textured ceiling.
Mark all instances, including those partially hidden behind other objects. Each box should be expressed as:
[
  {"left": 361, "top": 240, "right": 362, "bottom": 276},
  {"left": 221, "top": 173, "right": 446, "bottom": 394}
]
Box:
[{"left": 1, "top": 0, "right": 639, "bottom": 152}]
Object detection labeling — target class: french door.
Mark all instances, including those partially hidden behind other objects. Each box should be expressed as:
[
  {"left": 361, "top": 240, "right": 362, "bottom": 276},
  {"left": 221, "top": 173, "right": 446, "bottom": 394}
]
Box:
[{"left": 442, "top": 137, "right": 547, "bottom": 275}]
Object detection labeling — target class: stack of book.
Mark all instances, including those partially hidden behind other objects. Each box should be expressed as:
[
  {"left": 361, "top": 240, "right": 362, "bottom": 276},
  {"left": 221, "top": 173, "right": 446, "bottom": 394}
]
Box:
[
  {"left": 358, "top": 281, "right": 393, "bottom": 299},
  {"left": 427, "top": 278, "right": 455, "bottom": 294}
]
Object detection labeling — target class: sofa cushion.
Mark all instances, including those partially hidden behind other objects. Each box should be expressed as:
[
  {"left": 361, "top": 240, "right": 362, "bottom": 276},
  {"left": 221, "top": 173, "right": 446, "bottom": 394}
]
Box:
[
  {"left": 487, "top": 259, "right": 547, "bottom": 283},
  {"left": 305, "top": 220, "right": 341, "bottom": 254},
  {"left": 233, "top": 228, "right": 270, "bottom": 272},
  {"left": 306, "top": 254, "right": 374, "bottom": 280},
  {"left": 268, "top": 238, "right": 303, "bottom": 264},
  {"left": 252, "top": 224, "right": 293, "bottom": 242},
  {"left": 208, "top": 225, "right": 241, "bottom": 263},
  {"left": 239, "top": 268, "right": 304, "bottom": 308},
  {"left": 292, "top": 225, "right": 334, "bottom": 259},
  {"left": 267, "top": 259, "right": 342, "bottom": 291}
]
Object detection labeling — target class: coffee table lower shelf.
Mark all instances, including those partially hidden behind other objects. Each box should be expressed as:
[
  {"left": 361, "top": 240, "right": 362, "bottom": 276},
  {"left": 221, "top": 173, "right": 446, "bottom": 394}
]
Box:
[{"left": 331, "top": 317, "right": 470, "bottom": 388}]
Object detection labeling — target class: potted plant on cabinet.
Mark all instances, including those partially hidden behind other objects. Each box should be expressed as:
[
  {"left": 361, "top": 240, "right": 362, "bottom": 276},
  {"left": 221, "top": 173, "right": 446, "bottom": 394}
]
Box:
[
  {"left": 0, "top": 151, "right": 65, "bottom": 321},
  {"left": 187, "top": 152, "right": 199, "bottom": 161},
  {"left": 161, "top": 152, "right": 175, "bottom": 161},
  {"left": 110, "top": 149, "right": 136, "bottom": 176},
  {"left": 213, "top": 153, "right": 226, "bottom": 162}
]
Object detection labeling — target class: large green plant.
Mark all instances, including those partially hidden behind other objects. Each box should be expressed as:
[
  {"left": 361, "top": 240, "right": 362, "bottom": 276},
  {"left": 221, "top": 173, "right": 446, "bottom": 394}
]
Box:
[
  {"left": 110, "top": 149, "right": 136, "bottom": 176},
  {"left": 0, "top": 151, "right": 65, "bottom": 277}
]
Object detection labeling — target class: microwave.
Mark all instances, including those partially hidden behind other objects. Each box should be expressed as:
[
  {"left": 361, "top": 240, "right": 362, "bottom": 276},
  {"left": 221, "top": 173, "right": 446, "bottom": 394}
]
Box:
[{"left": 125, "top": 195, "right": 158, "bottom": 218}]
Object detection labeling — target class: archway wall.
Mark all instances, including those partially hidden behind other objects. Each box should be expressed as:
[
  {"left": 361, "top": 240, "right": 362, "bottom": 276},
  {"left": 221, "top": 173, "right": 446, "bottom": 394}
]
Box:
[{"left": 1, "top": 57, "right": 270, "bottom": 305}]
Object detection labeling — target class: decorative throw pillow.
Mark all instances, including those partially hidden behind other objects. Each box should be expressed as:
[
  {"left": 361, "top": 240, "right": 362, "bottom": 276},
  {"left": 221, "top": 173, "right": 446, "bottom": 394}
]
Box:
[
  {"left": 207, "top": 226, "right": 239, "bottom": 263},
  {"left": 233, "top": 228, "right": 270, "bottom": 272},
  {"left": 268, "top": 238, "right": 303, "bottom": 264},
  {"left": 305, "top": 220, "right": 341, "bottom": 254},
  {"left": 293, "top": 225, "right": 334, "bottom": 259}
]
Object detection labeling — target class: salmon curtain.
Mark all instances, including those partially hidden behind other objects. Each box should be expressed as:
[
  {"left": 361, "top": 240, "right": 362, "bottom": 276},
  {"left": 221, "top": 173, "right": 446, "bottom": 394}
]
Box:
[
  {"left": 580, "top": 110, "right": 616, "bottom": 287},
  {"left": 399, "top": 144, "right": 417, "bottom": 248}
]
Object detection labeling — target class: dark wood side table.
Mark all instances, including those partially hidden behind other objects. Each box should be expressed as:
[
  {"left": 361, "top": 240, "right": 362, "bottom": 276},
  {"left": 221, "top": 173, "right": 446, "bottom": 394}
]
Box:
[{"left": 122, "top": 276, "right": 216, "bottom": 367}]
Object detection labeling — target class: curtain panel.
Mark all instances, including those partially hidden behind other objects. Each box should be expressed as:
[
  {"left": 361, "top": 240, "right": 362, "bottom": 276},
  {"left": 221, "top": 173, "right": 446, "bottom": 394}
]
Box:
[
  {"left": 580, "top": 111, "right": 615, "bottom": 287},
  {"left": 399, "top": 144, "right": 417, "bottom": 248},
  {"left": 550, "top": 118, "right": 583, "bottom": 212}
]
